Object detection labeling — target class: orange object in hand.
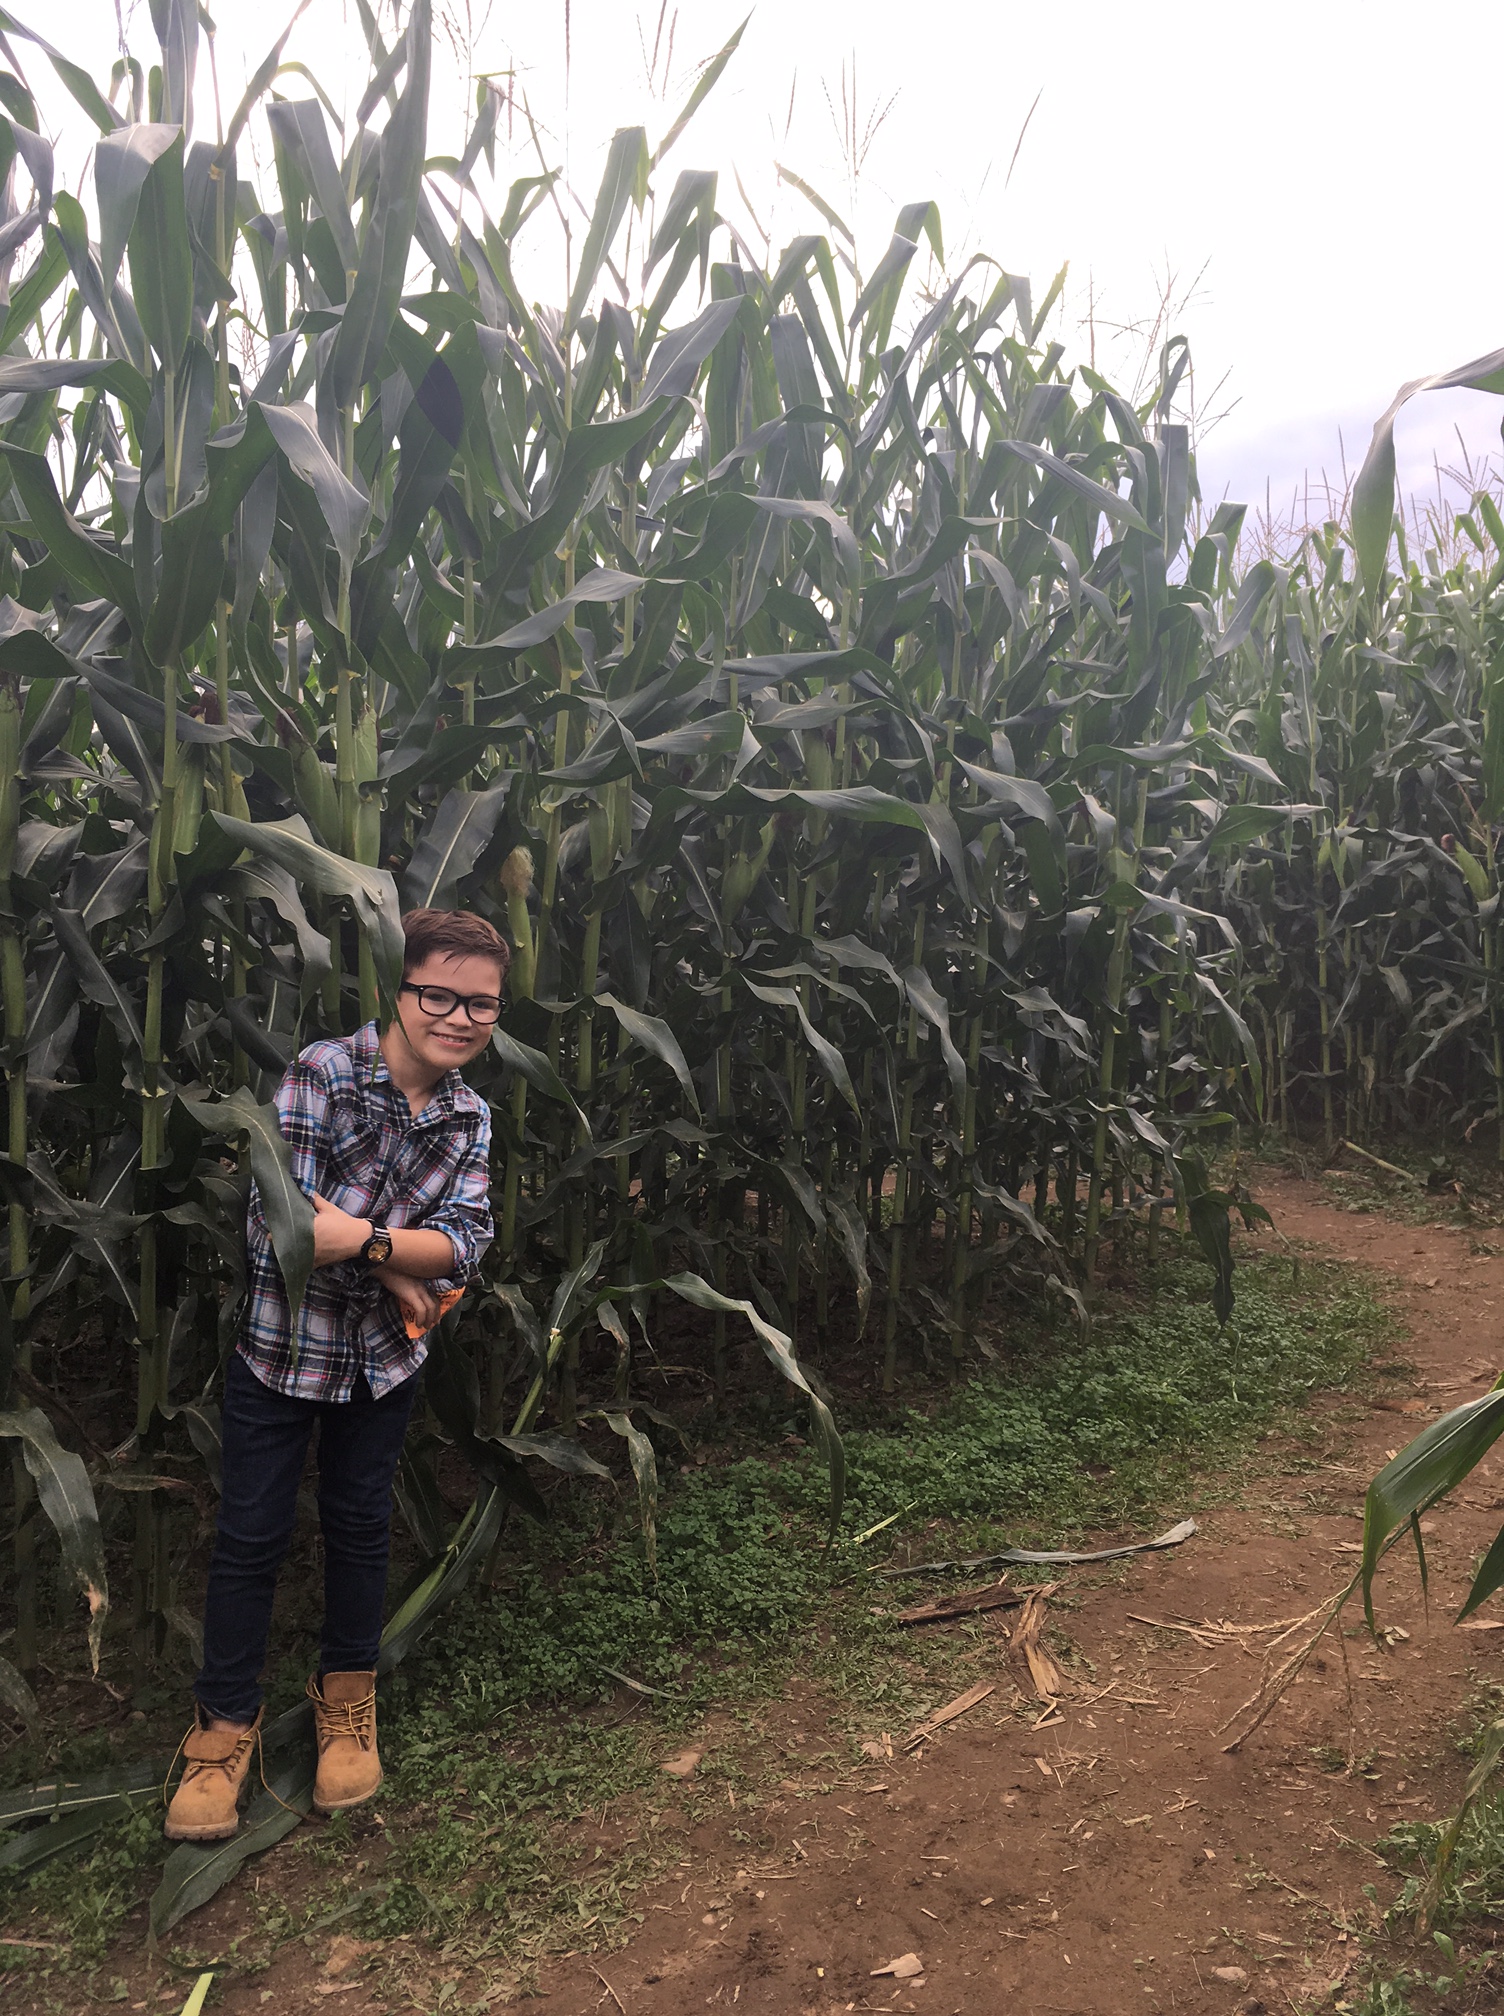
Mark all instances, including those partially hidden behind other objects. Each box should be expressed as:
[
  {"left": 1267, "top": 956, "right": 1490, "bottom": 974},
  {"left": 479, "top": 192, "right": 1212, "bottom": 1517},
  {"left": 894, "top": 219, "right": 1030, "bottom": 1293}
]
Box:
[{"left": 404, "top": 1287, "right": 465, "bottom": 1340}]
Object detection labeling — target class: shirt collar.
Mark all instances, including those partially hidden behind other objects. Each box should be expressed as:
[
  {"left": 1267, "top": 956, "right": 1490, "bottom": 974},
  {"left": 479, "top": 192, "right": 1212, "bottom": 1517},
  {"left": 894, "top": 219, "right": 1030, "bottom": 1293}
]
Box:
[
  {"left": 354, "top": 1019, "right": 386, "bottom": 1086},
  {"left": 357, "top": 1018, "right": 463, "bottom": 1119}
]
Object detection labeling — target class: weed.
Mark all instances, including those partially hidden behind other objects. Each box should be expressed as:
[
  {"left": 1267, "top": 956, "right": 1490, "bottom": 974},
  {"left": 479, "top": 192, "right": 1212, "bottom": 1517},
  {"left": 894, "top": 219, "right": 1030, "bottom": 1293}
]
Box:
[
  {"left": 0, "top": 1805, "right": 163, "bottom": 1966},
  {"left": 1340, "top": 1935, "right": 1499, "bottom": 2016},
  {"left": 1342, "top": 1977, "right": 1421, "bottom": 2016},
  {"left": 1378, "top": 1797, "right": 1504, "bottom": 1931}
]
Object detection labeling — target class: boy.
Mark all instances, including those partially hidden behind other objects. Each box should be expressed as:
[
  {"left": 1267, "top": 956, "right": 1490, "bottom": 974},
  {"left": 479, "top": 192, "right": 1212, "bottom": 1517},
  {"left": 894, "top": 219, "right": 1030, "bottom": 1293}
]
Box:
[{"left": 165, "top": 908, "right": 507, "bottom": 1841}]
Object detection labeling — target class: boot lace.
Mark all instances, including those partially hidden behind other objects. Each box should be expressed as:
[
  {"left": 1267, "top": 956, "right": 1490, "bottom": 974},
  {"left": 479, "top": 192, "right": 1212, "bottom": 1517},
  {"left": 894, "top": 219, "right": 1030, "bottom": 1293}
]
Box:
[{"left": 309, "top": 1679, "right": 377, "bottom": 1748}]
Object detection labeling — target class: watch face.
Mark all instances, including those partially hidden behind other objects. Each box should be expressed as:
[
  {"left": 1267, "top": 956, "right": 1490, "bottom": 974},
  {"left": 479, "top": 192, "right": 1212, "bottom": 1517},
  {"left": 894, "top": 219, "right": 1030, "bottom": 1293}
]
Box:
[{"left": 367, "top": 1231, "right": 392, "bottom": 1263}]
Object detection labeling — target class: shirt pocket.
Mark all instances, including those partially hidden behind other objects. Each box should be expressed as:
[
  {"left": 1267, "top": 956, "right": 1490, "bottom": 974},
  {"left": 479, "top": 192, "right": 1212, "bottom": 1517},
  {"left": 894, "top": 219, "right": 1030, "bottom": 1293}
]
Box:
[
  {"left": 326, "top": 1098, "right": 385, "bottom": 1197},
  {"left": 395, "top": 1128, "right": 463, "bottom": 1209}
]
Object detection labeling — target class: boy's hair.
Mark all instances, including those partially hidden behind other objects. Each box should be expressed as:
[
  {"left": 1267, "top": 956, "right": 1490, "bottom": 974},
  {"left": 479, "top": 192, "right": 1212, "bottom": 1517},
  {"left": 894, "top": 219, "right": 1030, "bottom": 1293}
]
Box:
[{"left": 401, "top": 907, "right": 510, "bottom": 986}]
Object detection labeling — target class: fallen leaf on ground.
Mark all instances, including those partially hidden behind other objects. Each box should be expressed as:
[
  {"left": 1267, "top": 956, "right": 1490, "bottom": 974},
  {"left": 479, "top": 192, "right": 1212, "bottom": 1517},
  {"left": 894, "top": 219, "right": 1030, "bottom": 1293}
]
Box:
[
  {"left": 1458, "top": 1620, "right": 1504, "bottom": 1632},
  {"left": 902, "top": 1681, "right": 994, "bottom": 1752},
  {"left": 1212, "top": 1965, "right": 1250, "bottom": 1985},
  {"left": 870, "top": 1952, "right": 924, "bottom": 1979},
  {"left": 323, "top": 1937, "right": 374, "bottom": 1978},
  {"left": 661, "top": 1748, "right": 703, "bottom": 1779}
]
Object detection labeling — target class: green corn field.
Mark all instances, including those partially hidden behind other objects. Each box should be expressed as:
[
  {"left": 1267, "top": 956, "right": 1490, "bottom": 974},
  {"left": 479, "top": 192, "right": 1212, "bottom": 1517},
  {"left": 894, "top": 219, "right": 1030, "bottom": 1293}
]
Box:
[{"left": 1, "top": 0, "right": 1503, "bottom": 1783}]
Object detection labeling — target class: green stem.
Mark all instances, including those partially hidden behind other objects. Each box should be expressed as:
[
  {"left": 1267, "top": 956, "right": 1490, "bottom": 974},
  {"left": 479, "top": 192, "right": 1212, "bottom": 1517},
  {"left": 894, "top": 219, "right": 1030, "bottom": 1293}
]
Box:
[
  {"left": 1085, "top": 779, "right": 1141, "bottom": 1279},
  {"left": 1147, "top": 984, "right": 1173, "bottom": 1261},
  {"left": 949, "top": 916, "right": 987, "bottom": 1347},
  {"left": 882, "top": 908, "right": 925, "bottom": 1392},
  {"left": 500, "top": 861, "right": 537, "bottom": 1271},
  {"left": 209, "top": 152, "right": 247, "bottom": 1083},
  {"left": 713, "top": 967, "right": 731, "bottom": 1392}
]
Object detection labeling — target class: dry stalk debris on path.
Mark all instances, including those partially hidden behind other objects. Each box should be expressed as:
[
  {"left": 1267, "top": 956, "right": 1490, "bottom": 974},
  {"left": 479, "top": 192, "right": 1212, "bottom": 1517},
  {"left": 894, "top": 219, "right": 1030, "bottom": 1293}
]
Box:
[
  {"left": 590, "top": 1965, "right": 627, "bottom": 2014},
  {"left": 902, "top": 1682, "right": 995, "bottom": 1751},
  {"left": 895, "top": 1575, "right": 1029, "bottom": 1625},
  {"left": 1014, "top": 1588, "right": 1067, "bottom": 1700},
  {"left": 1128, "top": 1610, "right": 1322, "bottom": 1651}
]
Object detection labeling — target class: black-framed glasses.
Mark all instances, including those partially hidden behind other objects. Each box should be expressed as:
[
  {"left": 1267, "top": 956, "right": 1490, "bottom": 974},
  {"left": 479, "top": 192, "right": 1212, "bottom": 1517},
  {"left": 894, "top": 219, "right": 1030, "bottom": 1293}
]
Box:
[{"left": 399, "top": 982, "right": 503, "bottom": 1025}]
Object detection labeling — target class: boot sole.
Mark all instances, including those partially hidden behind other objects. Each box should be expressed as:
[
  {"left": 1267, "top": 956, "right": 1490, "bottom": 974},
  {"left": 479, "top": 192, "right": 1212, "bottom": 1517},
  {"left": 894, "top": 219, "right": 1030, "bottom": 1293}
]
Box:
[
  {"left": 164, "top": 1819, "right": 242, "bottom": 1841},
  {"left": 313, "top": 1770, "right": 383, "bottom": 1815}
]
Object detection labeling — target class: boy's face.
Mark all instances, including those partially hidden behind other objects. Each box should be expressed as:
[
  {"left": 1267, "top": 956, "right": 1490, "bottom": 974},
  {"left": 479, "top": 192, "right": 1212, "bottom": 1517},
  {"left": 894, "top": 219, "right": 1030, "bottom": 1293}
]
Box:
[{"left": 392, "top": 951, "right": 504, "bottom": 1075}]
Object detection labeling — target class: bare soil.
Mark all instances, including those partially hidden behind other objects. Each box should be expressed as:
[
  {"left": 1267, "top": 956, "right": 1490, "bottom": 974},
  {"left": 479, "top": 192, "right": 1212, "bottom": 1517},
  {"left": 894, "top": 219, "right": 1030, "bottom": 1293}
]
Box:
[{"left": 13, "top": 1170, "right": 1504, "bottom": 2014}]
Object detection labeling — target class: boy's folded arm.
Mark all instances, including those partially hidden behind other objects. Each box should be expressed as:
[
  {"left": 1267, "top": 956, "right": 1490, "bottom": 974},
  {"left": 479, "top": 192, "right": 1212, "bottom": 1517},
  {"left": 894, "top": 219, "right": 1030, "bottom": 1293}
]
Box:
[
  {"left": 381, "top": 1225, "right": 457, "bottom": 1279},
  {"left": 402, "top": 1122, "right": 495, "bottom": 1292}
]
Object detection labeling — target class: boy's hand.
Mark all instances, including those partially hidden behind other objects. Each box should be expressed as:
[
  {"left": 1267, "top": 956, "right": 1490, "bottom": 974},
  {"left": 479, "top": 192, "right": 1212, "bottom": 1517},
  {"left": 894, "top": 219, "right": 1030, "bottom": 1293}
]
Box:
[
  {"left": 374, "top": 1266, "right": 441, "bottom": 1337},
  {"left": 312, "top": 1193, "right": 373, "bottom": 1265}
]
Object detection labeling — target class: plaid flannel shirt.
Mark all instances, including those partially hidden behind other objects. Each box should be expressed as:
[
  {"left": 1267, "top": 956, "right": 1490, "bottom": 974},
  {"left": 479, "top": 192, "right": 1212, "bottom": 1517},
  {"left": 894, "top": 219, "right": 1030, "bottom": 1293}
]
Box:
[{"left": 239, "top": 1020, "right": 494, "bottom": 1401}]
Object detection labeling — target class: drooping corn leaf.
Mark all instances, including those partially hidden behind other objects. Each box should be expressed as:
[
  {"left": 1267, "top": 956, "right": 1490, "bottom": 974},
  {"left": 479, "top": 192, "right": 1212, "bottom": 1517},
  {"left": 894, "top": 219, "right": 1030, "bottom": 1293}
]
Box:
[
  {"left": 182, "top": 1090, "right": 314, "bottom": 1321},
  {"left": 1363, "top": 1389, "right": 1504, "bottom": 1628},
  {"left": 0, "top": 1407, "right": 107, "bottom": 1668}
]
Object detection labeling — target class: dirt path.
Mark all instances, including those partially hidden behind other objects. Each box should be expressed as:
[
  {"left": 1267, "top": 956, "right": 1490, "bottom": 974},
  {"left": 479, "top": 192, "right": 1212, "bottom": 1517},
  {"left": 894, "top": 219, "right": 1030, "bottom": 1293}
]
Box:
[{"left": 508, "top": 1175, "right": 1504, "bottom": 2016}]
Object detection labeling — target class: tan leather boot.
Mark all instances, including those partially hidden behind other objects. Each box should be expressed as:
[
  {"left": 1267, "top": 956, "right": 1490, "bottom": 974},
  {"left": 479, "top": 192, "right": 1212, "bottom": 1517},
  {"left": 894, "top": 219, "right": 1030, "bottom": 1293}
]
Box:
[
  {"left": 164, "top": 1706, "right": 263, "bottom": 1841},
  {"left": 309, "top": 1670, "right": 381, "bottom": 1812}
]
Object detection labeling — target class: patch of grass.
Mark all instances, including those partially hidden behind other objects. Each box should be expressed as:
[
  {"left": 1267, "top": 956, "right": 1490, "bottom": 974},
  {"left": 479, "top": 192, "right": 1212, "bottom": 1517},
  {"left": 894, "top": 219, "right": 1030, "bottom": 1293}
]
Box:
[
  {"left": 1342, "top": 1978, "right": 1422, "bottom": 2016},
  {"left": 1339, "top": 1936, "right": 1499, "bottom": 2016},
  {"left": 1354, "top": 1694, "right": 1504, "bottom": 2016},
  {"left": 1378, "top": 1797, "right": 1504, "bottom": 1933},
  {"left": 381, "top": 1254, "right": 1389, "bottom": 1728},
  {"left": 0, "top": 1803, "right": 163, "bottom": 1970},
  {"left": 834, "top": 1254, "right": 1393, "bottom": 1537}
]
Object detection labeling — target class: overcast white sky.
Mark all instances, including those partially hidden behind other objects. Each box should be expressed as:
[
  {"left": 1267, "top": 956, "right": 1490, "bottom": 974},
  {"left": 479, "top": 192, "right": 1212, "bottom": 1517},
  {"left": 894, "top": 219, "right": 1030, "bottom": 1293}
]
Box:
[{"left": 22, "top": 0, "right": 1504, "bottom": 533}]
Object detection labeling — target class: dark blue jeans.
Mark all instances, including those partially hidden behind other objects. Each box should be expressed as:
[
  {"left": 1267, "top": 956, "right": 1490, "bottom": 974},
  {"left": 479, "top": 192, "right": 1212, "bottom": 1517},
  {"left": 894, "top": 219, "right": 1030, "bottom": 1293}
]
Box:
[{"left": 194, "top": 1351, "right": 419, "bottom": 1722}]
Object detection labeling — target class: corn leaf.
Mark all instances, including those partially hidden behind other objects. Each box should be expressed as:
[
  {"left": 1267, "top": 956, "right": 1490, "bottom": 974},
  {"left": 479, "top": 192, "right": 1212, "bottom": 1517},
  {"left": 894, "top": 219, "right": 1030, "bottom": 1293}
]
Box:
[
  {"left": 183, "top": 1090, "right": 314, "bottom": 1320},
  {"left": 149, "top": 1762, "right": 314, "bottom": 1938},
  {"left": 0, "top": 1406, "right": 107, "bottom": 1669},
  {"left": 1362, "top": 1389, "right": 1504, "bottom": 1627}
]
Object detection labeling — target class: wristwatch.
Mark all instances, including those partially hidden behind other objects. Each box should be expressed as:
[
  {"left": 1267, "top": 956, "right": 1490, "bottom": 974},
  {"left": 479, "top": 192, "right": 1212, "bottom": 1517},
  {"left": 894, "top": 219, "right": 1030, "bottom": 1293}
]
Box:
[{"left": 360, "top": 1225, "right": 393, "bottom": 1266}]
